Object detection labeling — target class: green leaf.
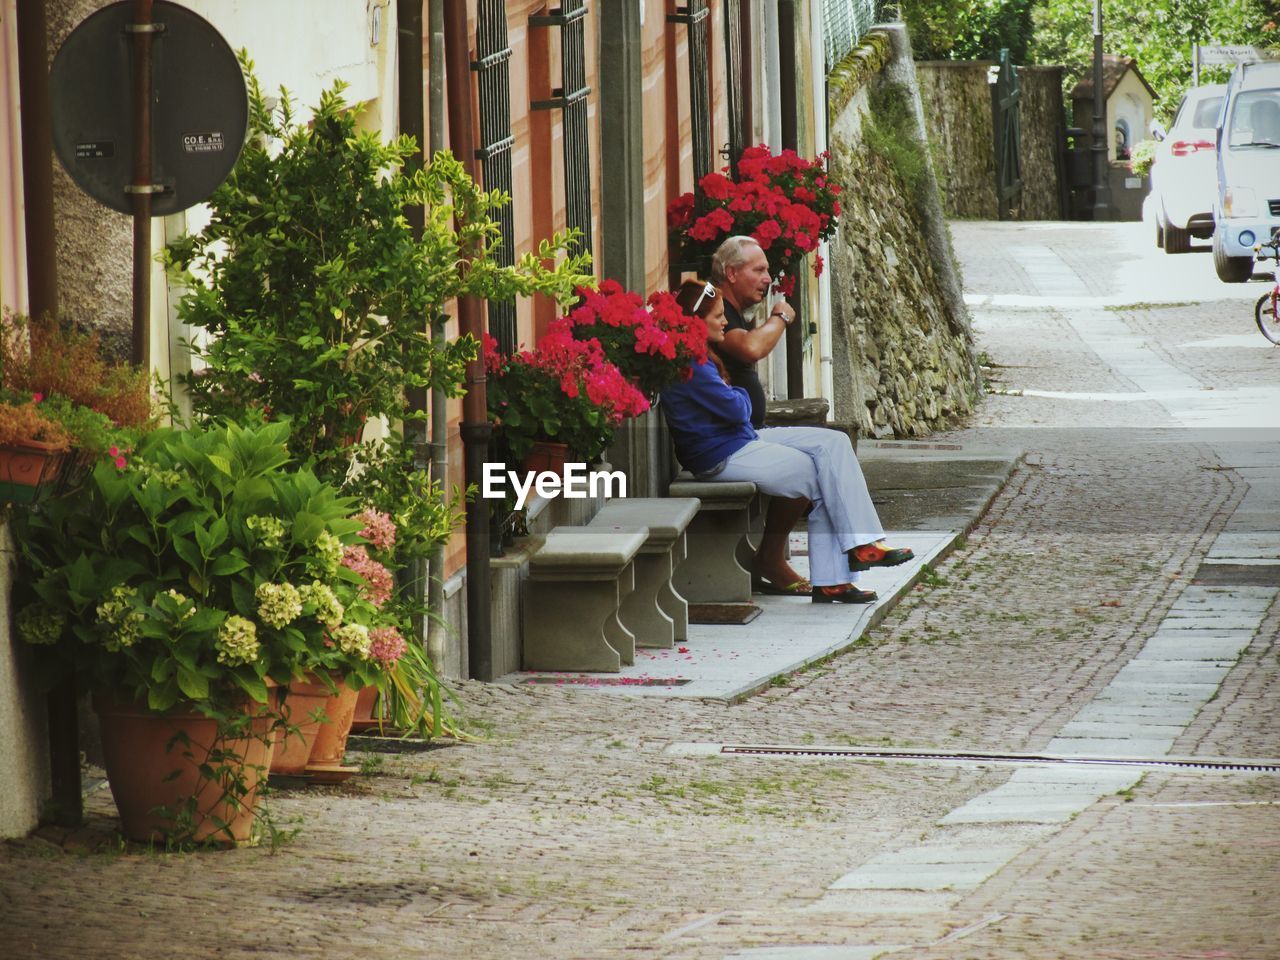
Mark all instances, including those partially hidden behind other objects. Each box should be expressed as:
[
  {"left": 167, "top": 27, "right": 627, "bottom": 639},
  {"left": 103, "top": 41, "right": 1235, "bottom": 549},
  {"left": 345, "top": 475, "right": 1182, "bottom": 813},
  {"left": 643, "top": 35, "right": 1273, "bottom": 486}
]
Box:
[
  {"left": 292, "top": 511, "right": 325, "bottom": 544},
  {"left": 173, "top": 536, "right": 203, "bottom": 571},
  {"left": 210, "top": 554, "right": 250, "bottom": 576},
  {"left": 208, "top": 454, "right": 234, "bottom": 476},
  {"left": 232, "top": 671, "right": 270, "bottom": 704},
  {"left": 176, "top": 664, "right": 210, "bottom": 701}
]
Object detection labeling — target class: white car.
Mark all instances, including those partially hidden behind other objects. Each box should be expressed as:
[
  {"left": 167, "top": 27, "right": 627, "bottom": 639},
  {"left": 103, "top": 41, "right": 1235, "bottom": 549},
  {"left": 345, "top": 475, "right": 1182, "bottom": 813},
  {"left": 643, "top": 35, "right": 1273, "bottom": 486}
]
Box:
[
  {"left": 1146, "top": 84, "right": 1226, "bottom": 254},
  {"left": 1213, "top": 61, "right": 1280, "bottom": 283}
]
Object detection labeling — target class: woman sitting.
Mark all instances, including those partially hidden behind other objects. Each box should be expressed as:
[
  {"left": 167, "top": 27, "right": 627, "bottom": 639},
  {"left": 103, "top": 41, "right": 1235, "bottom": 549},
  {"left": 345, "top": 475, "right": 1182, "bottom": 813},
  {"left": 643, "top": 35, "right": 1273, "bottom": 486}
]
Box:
[{"left": 662, "top": 279, "right": 913, "bottom": 604}]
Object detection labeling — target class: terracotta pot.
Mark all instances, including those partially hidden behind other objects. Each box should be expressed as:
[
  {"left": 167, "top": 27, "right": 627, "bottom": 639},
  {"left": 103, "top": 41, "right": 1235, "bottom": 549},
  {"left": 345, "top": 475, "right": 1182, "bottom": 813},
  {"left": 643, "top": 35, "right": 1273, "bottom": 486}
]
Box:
[
  {"left": 521, "top": 439, "right": 569, "bottom": 476},
  {"left": 0, "top": 439, "right": 67, "bottom": 504},
  {"left": 308, "top": 680, "right": 360, "bottom": 766},
  {"left": 350, "top": 684, "right": 381, "bottom": 732},
  {"left": 94, "top": 693, "right": 278, "bottom": 845},
  {"left": 270, "top": 676, "right": 335, "bottom": 775}
]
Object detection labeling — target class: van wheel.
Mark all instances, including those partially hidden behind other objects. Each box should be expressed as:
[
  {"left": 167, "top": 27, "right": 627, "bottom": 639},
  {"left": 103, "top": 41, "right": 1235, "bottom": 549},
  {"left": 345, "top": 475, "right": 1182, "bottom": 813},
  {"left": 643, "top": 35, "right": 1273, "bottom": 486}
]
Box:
[
  {"left": 1213, "top": 232, "right": 1253, "bottom": 282},
  {"left": 1164, "top": 221, "right": 1190, "bottom": 254}
]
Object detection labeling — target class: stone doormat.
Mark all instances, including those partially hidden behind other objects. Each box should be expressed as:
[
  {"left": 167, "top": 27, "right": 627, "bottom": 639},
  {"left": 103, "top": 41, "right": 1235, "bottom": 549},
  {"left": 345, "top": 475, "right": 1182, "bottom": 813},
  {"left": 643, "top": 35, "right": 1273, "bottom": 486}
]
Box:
[{"left": 688, "top": 602, "right": 762, "bottom": 625}]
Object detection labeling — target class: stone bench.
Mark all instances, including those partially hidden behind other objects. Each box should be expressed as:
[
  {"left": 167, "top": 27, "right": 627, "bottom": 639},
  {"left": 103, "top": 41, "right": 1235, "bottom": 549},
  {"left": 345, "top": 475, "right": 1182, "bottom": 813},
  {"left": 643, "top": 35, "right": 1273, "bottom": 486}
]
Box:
[
  {"left": 587, "top": 497, "right": 700, "bottom": 648},
  {"left": 522, "top": 526, "right": 647, "bottom": 673},
  {"left": 666, "top": 476, "right": 759, "bottom": 603}
]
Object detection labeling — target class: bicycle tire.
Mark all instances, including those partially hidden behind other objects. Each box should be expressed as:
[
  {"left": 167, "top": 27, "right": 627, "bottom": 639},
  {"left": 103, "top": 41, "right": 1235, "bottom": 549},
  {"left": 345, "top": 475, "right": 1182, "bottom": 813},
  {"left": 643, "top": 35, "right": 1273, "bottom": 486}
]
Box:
[{"left": 1257, "top": 290, "right": 1280, "bottom": 345}]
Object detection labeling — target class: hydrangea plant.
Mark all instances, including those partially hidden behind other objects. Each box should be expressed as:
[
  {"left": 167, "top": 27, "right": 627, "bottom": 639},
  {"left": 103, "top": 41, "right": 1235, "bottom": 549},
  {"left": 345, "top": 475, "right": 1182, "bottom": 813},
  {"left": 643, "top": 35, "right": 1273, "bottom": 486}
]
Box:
[{"left": 14, "top": 420, "right": 410, "bottom": 713}]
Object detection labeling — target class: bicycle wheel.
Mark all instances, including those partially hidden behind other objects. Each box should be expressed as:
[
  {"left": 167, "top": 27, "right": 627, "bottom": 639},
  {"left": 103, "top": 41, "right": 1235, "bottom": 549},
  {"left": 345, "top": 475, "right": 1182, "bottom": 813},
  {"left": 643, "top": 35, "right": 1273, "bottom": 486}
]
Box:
[{"left": 1257, "top": 290, "right": 1280, "bottom": 344}]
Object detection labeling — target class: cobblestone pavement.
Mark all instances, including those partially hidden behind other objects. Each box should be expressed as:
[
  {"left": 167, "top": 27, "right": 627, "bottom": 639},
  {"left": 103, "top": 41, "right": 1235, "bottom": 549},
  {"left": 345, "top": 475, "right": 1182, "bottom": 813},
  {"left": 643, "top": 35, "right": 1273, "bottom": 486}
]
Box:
[{"left": 3, "top": 222, "right": 1278, "bottom": 959}]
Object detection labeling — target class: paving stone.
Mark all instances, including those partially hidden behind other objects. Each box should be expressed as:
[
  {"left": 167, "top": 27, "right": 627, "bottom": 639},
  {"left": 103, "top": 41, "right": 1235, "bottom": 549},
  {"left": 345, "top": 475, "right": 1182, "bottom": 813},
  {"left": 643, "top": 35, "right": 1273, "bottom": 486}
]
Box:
[
  {"left": 1045, "top": 736, "right": 1176, "bottom": 756},
  {"left": 725, "top": 947, "right": 907, "bottom": 960},
  {"left": 1055, "top": 720, "right": 1187, "bottom": 739},
  {"left": 829, "top": 861, "right": 1003, "bottom": 891},
  {"left": 802, "top": 891, "right": 962, "bottom": 915},
  {"left": 1154, "top": 615, "right": 1266, "bottom": 631},
  {"left": 1134, "top": 635, "right": 1249, "bottom": 661},
  {"left": 1110, "top": 661, "right": 1233, "bottom": 685}
]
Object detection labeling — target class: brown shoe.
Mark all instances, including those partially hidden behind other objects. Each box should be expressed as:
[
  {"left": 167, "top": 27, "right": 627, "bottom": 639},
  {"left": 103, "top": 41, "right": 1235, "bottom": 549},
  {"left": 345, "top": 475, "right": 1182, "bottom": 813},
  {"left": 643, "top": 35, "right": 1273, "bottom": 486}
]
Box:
[{"left": 812, "top": 584, "right": 878, "bottom": 604}]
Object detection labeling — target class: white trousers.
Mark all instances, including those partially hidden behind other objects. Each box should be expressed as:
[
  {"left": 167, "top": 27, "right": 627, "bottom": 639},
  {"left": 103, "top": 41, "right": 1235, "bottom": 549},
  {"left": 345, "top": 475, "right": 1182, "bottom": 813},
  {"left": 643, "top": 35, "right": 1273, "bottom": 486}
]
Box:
[{"left": 716, "top": 427, "right": 885, "bottom": 586}]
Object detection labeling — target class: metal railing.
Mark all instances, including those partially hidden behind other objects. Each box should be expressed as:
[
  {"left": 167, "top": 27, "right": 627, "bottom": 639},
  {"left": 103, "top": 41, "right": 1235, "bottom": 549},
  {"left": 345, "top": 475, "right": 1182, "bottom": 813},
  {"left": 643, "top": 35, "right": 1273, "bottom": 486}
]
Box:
[{"left": 822, "top": 0, "right": 889, "bottom": 72}]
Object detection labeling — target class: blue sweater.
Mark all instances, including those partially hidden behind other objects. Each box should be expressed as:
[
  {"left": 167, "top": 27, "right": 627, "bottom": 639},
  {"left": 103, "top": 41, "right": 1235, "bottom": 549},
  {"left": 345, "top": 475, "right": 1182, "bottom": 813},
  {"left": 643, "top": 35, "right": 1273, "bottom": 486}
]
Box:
[{"left": 660, "top": 359, "right": 758, "bottom": 475}]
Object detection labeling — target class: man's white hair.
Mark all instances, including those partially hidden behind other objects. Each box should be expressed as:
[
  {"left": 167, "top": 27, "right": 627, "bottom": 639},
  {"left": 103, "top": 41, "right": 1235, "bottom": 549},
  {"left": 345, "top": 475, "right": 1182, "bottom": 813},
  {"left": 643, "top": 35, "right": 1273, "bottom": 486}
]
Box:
[{"left": 710, "top": 235, "right": 763, "bottom": 284}]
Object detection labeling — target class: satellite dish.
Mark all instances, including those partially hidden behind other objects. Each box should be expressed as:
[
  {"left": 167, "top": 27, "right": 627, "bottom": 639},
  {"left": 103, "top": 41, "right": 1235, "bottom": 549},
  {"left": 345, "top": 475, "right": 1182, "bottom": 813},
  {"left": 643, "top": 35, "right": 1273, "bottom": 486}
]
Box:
[{"left": 49, "top": 0, "right": 247, "bottom": 216}]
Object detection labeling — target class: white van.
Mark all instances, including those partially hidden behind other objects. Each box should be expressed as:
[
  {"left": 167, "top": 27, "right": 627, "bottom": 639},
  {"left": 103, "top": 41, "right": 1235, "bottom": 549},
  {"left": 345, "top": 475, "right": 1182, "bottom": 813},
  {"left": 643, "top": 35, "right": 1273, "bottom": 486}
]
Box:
[{"left": 1213, "top": 61, "right": 1280, "bottom": 283}]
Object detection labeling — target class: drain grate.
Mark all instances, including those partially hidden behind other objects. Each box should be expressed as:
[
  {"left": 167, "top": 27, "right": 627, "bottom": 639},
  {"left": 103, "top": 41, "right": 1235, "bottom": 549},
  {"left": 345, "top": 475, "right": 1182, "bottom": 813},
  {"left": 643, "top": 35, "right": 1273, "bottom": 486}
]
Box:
[
  {"left": 525, "top": 675, "right": 693, "bottom": 687},
  {"left": 1192, "top": 563, "right": 1280, "bottom": 587},
  {"left": 715, "top": 744, "right": 1280, "bottom": 773}
]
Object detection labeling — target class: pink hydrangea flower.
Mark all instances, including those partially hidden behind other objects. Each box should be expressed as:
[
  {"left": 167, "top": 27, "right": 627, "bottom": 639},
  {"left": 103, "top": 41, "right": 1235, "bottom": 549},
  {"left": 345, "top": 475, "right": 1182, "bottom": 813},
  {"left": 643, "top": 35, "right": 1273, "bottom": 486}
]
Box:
[
  {"left": 368, "top": 626, "right": 408, "bottom": 666},
  {"left": 341, "top": 545, "right": 394, "bottom": 606},
  {"left": 355, "top": 508, "right": 397, "bottom": 553}
]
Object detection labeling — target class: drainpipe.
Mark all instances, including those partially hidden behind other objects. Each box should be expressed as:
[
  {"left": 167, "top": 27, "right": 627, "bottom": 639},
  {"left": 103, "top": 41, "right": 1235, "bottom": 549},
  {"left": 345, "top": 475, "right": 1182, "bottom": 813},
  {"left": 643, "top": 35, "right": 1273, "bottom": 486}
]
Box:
[
  {"left": 443, "top": 0, "right": 493, "bottom": 680},
  {"left": 777, "top": 0, "right": 803, "bottom": 399},
  {"left": 397, "top": 0, "right": 432, "bottom": 687},
  {"left": 17, "top": 0, "right": 78, "bottom": 828},
  {"left": 425, "top": 0, "right": 449, "bottom": 676}
]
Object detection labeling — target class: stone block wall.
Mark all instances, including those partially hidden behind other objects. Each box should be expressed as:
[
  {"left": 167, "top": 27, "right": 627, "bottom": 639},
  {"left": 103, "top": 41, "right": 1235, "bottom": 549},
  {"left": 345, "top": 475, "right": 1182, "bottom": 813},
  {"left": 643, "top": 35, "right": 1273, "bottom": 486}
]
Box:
[
  {"left": 826, "top": 28, "right": 978, "bottom": 440},
  {"left": 916, "top": 61, "right": 1067, "bottom": 222}
]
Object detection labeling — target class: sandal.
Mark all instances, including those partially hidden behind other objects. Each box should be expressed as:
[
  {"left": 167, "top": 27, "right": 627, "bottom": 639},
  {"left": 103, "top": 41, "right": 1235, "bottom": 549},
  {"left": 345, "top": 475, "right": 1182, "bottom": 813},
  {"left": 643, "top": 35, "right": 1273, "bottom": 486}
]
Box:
[
  {"left": 812, "top": 584, "right": 878, "bottom": 604},
  {"left": 848, "top": 541, "right": 914, "bottom": 572},
  {"left": 753, "top": 577, "right": 812, "bottom": 597}
]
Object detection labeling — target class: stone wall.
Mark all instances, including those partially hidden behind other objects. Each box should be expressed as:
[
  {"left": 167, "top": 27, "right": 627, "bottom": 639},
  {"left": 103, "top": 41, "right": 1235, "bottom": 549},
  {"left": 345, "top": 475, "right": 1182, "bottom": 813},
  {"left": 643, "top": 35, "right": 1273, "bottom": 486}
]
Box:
[
  {"left": 826, "top": 28, "right": 978, "bottom": 440},
  {"left": 916, "top": 62, "right": 999, "bottom": 219},
  {"left": 916, "top": 61, "right": 1066, "bottom": 221},
  {"left": 47, "top": 0, "right": 134, "bottom": 352}
]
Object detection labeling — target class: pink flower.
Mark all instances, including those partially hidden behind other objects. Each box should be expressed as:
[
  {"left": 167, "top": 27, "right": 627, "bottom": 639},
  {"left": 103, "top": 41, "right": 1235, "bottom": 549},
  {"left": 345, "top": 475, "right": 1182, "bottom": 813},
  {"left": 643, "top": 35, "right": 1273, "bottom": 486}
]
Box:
[
  {"left": 31, "top": 392, "right": 43, "bottom": 403},
  {"left": 113, "top": 456, "right": 127, "bottom": 470},
  {"left": 341, "top": 545, "right": 394, "bottom": 606},
  {"left": 355, "top": 508, "right": 397, "bottom": 553},
  {"left": 108, "top": 445, "right": 120, "bottom": 457},
  {"left": 369, "top": 626, "right": 408, "bottom": 666}
]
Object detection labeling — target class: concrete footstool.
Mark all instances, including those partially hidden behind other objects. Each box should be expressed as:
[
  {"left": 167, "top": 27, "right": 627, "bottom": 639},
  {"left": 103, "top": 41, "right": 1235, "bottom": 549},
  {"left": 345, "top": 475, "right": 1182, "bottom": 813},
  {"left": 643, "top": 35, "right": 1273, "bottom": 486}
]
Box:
[
  {"left": 587, "top": 497, "right": 700, "bottom": 647},
  {"left": 522, "top": 526, "right": 647, "bottom": 673},
  {"left": 666, "top": 477, "right": 757, "bottom": 603}
]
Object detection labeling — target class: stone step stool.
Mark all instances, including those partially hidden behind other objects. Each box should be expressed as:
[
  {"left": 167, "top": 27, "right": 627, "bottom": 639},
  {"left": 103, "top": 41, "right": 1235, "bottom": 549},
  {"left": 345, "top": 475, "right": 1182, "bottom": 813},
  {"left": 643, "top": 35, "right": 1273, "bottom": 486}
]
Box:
[
  {"left": 666, "top": 477, "right": 758, "bottom": 603},
  {"left": 522, "top": 526, "right": 647, "bottom": 673},
  {"left": 587, "top": 497, "right": 700, "bottom": 648}
]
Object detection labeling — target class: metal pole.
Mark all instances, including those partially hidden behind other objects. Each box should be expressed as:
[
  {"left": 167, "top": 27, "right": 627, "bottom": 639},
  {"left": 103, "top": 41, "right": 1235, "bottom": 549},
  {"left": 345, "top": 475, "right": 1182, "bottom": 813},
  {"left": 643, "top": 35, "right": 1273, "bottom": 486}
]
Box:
[
  {"left": 777, "top": 0, "right": 803, "bottom": 398},
  {"left": 1089, "top": 0, "right": 1112, "bottom": 221},
  {"left": 1193, "top": 43, "right": 1200, "bottom": 87},
  {"left": 425, "top": 0, "right": 449, "bottom": 680},
  {"left": 127, "top": 0, "right": 155, "bottom": 368},
  {"left": 443, "top": 0, "right": 494, "bottom": 681},
  {"left": 17, "top": 0, "right": 78, "bottom": 829}
]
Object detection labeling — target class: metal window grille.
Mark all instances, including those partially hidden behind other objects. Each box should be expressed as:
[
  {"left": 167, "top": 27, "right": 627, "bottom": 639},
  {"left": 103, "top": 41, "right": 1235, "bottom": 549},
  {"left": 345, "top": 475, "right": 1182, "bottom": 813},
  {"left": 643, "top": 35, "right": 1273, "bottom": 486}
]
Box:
[
  {"left": 530, "top": 0, "right": 594, "bottom": 262},
  {"left": 822, "top": 0, "right": 883, "bottom": 71},
  {"left": 669, "top": 2, "right": 713, "bottom": 190},
  {"left": 474, "top": 0, "right": 517, "bottom": 352}
]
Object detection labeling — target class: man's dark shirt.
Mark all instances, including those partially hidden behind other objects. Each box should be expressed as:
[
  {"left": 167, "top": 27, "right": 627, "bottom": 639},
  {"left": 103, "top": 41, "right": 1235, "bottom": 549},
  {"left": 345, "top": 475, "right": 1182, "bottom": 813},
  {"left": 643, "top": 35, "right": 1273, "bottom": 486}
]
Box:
[{"left": 715, "top": 299, "right": 767, "bottom": 428}]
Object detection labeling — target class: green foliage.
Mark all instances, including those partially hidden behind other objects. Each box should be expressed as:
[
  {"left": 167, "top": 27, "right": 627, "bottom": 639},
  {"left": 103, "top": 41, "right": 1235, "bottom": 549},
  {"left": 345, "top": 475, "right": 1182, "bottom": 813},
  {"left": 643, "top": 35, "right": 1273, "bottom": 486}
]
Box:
[
  {"left": 863, "top": 81, "right": 933, "bottom": 218},
  {"left": 163, "top": 56, "right": 592, "bottom": 489},
  {"left": 1029, "top": 0, "right": 1277, "bottom": 123},
  {"left": 901, "top": 0, "right": 1037, "bottom": 62},
  {"left": 1127, "top": 138, "right": 1159, "bottom": 177},
  {"left": 13, "top": 420, "right": 396, "bottom": 712}
]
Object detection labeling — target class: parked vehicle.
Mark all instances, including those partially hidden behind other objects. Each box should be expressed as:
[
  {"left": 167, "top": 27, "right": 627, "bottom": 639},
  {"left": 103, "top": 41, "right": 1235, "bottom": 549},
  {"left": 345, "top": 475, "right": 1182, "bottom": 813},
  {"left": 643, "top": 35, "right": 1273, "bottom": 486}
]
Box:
[
  {"left": 1145, "top": 84, "right": 1225, "bottom": 253},
  {"left": 1213, "top": 61, "right": 1280, "bottom": 283}
]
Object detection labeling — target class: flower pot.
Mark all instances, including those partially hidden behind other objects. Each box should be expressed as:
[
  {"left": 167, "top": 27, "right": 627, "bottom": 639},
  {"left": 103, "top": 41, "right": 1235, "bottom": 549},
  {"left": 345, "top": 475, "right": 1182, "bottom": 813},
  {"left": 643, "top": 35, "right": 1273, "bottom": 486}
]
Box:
[
  {"left": 94, "top": 693, "right": 279, "bottom": 845},
  {"left": 0, "top": 440, "right": 67, "bottom": 504},
  {"left": 270, "top": 676, "right": 336, "bottom": 775},
  {"left": 308, "top": 680, "right": 360, "bottom": 766},
  {"left": 350, "top": 684, "right": 382, "bottom": 732},
  {"left": 521, "top": 439, "right": 570, "bottom": 476}
]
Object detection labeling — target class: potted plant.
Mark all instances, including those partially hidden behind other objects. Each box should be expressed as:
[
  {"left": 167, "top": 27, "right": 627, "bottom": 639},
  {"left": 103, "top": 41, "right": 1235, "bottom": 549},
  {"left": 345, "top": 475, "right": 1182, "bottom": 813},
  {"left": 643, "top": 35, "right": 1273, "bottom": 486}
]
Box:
[
  {"left": 483, "top": 324, "right": 650, "bottom": 472},
  {"left": 163, "top": 62, "right": 591, "bottom": 492},
  {"left": 562, "top": 280, "right": 709, "bottom": 401},
  {"left": 13, "top": 419, "right": 412, "bottom": 844},
  {"left": 668, "top": 144, "right": 843, "bottom": 297},
  {"left": 0, "top": 312, "right": 155, "bottom": 498},
  {"left": 0, "top": 393, "right": 71, "bottom": 502}
]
